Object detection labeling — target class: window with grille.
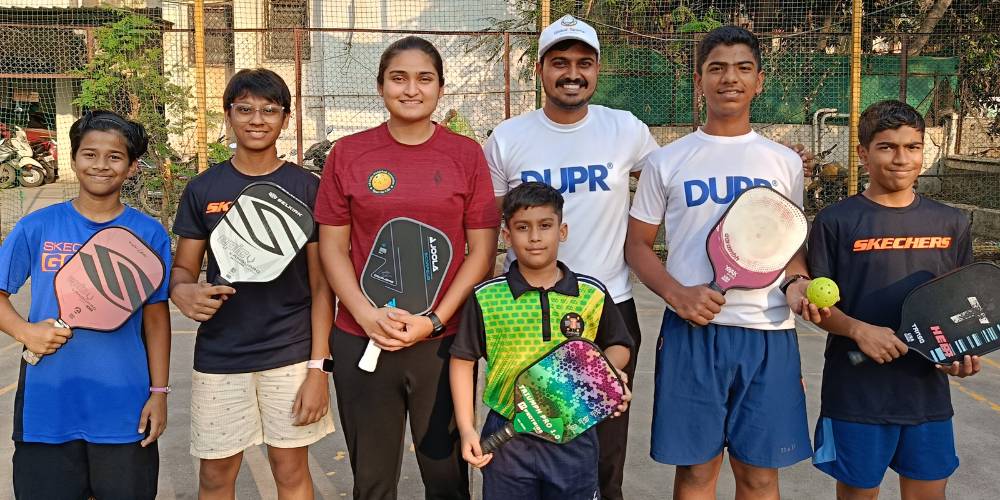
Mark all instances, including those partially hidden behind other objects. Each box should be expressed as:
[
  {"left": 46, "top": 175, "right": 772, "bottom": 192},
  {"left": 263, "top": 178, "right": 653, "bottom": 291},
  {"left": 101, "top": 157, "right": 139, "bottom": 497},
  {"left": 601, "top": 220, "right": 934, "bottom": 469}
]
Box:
[
  {"left": 265, "top": 0, "right": 310, "bottom": 60},
  {"left": 188, "top": 2, "right": 233, "bottom": 66}
]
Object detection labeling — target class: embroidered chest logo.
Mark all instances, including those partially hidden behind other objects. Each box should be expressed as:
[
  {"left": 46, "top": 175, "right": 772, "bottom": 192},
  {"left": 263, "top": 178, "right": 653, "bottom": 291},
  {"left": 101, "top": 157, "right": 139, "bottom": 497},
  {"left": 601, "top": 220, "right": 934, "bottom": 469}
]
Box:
[
  {"left": 560, "top": 312, "right": 585, "bottom": 337},
  {"left": 368, "top": 169, "right": 397, "bottom": 194}
]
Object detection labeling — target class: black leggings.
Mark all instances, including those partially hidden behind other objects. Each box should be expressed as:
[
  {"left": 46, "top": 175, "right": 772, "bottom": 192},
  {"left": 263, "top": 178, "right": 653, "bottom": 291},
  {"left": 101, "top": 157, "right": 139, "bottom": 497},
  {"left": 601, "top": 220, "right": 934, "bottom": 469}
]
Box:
[{"left": 332, "top": 328, "right": 469, "bottom": 500}]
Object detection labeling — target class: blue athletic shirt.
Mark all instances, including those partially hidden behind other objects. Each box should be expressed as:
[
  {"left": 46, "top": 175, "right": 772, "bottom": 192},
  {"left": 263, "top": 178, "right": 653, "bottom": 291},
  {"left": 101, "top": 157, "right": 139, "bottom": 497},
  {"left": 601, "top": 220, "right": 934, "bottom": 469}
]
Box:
[{"left": 0, "top": 201, "right": 172, "bottom": 443}]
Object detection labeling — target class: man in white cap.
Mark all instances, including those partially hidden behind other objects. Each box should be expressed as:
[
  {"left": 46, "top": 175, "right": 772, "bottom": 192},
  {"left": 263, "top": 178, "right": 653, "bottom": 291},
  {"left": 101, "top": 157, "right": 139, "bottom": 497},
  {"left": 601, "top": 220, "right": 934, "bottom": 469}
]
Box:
[
  {"left": 485, "top": 15, "right": 654, "bottom": 500},
  {"left": 486, "top": 15, "right": 814, "bottom": 500}
]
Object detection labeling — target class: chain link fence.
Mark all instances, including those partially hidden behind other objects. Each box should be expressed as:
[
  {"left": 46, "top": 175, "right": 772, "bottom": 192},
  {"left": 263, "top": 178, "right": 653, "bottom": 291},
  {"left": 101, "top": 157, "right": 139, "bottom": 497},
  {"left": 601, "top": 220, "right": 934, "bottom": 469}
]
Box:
[{"left": 1, "top": 1, "right": 998, "bottom": 256}]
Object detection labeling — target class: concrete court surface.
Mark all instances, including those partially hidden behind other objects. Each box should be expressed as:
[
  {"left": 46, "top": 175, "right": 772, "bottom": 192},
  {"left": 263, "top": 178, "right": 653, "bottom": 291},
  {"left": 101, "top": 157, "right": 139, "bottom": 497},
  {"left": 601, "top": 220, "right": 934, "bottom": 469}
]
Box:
[{"left": 0, "top": 184, "right": 997, "bottom": 499}]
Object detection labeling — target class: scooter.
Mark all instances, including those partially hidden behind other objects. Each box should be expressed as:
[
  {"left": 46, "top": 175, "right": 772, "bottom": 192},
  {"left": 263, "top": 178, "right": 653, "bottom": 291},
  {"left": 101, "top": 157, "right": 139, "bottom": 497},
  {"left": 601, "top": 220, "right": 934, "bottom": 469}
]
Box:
[
  {"left": 0, "top": 125, "right": 46, "bottom": 188},
  {"left": 31, "top": 138, "right": 58, "bottom": 184}
]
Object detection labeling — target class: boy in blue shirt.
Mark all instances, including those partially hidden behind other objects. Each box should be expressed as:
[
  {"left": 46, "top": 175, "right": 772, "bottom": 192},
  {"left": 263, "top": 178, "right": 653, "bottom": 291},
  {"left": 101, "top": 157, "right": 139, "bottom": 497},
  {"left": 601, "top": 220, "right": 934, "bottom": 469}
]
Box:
[
  {"left": 450, "top": 182, "right": 633, "bottom": 499},
  {"left": 0, "top": 111, "right": 172, "bottom": 499},
  {"left": 804, "top": 100, "right": 981, "bottom": 499}
]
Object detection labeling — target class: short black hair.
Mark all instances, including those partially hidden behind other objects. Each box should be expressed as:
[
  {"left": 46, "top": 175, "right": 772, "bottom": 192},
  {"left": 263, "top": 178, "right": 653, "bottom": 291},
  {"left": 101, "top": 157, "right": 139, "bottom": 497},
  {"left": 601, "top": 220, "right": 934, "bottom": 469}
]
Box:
[
  {"left": 859, "top": 100, "right": 926, "bottom": 148},
  {"left": 69, "top": 110, "right": 148, "bottom": 163},
  {"left": 377, "top": 36, "right": 445, "bottom": 86},
  {"left": 696, "top": 25, "right": 762, "bottom": 75},
  {"left": 502, "top": 182, "right": 564, "bottom": 223},
  {"left": 223, "top": 68, "right": 291, "bottom": 113}
]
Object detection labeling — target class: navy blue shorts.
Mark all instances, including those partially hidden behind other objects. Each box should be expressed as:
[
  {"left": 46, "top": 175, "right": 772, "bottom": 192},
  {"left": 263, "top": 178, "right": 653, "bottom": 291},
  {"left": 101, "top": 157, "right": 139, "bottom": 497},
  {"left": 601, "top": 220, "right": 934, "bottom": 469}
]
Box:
[
  {"left": 481, "top": 411, "right": 599, "bottom": 500},
  {"left": 650, "top": 309, "right": 811, "bottom": 468},
  {"left": 813, "top": 417, "right": 959, "bottom": 488}
]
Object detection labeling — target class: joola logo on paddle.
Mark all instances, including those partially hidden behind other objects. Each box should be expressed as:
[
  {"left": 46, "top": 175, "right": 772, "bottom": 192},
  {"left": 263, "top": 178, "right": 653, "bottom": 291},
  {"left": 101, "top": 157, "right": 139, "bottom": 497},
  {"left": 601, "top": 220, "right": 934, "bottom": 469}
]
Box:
[
  {"left": 78, "top": 244, "right": 157, "bottom": 313},
  {"left": 224, "top": 199, "right": 303, "bottom": 257},
  {"left": 428, "top": 237, "right": 440, "bottom": 272}
]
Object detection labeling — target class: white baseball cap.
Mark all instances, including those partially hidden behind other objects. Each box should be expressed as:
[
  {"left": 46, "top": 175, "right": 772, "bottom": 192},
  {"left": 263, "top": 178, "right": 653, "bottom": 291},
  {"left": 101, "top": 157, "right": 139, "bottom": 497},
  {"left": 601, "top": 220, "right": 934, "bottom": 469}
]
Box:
[{"left": 537, "top": 15, "right": 600, "bottom": 62}]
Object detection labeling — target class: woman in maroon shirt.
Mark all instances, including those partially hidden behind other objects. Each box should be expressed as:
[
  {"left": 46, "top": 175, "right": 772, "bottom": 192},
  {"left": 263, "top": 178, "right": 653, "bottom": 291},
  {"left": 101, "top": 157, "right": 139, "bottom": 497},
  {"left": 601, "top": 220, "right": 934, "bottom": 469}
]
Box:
[{"left": 315, "top": 36, "right": 499, "bottom": 499}]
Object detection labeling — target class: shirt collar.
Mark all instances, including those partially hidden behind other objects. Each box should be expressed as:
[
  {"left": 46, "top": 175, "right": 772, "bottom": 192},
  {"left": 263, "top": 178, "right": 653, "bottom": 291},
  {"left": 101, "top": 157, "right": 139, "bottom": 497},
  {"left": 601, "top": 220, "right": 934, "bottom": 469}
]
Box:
[{"left": 506, "top": 260, "right": 579, "bottom": 300}]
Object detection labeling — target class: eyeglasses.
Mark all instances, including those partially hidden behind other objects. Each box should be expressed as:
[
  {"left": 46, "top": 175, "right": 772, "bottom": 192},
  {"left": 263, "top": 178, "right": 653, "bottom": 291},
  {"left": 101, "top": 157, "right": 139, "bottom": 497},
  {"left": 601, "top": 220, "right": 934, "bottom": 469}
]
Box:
[{"left": 228, "top": 103, "right": 287, "bottom": 120}]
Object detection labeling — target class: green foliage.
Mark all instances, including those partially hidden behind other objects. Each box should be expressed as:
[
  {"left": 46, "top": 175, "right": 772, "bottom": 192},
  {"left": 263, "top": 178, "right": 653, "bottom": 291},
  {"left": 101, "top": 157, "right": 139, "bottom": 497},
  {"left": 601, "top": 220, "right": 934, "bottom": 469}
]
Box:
[{"left": 72, "top": 10, "right": 198, "bottom": 221}]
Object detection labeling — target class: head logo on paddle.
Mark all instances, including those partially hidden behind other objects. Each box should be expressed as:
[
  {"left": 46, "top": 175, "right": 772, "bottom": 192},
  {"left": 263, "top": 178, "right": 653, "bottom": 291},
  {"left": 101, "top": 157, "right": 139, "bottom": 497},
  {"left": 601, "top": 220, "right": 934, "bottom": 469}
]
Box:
[
  {"left": 357, "top": 217, "right": 453, "bottom": 372},
  {"left": 480, "top": 338, "right": 626, "bottom": 454},
  {"left": 208, "top": 181, "right": 314, "bottom": 286},
  {"left": 848, "top": 262, "right": 1000, "bottom": 365},
  {"left": 22, "top": 226, "right": 166, "bottom": 365}
]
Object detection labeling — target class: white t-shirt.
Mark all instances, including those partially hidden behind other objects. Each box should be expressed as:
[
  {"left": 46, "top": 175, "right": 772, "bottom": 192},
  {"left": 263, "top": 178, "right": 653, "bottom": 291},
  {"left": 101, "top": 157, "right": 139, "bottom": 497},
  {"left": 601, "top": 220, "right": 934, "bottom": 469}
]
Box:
[
  {"left": 486, "top": 105, "right": 659, "bottom": 303},
  {"left": 629, "top": 128, "right": 804, "bottom": 330}
]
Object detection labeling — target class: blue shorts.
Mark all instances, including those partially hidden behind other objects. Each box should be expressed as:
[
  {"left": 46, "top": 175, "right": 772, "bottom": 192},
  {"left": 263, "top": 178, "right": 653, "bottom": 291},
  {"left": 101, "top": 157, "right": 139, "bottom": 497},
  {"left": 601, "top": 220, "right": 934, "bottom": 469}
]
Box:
[
  {"left": 481, "top": 411, "right": 599, "bottom": 500},
  {"left": 812, "top": 417, "right": 959, "bottom": 488},
  {"left": 650, "top": 309, "right": 811, "bottom": 468}
]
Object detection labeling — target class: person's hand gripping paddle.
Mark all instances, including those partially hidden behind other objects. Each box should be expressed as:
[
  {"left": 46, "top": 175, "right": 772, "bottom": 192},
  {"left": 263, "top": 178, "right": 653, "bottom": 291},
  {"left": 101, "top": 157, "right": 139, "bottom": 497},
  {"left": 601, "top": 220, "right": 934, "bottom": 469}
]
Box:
[
  {"left": 690, "top": 186, "right": 808, "bottom": 325},
  {"left": 479, "top": 338, "right": 628, "bottom": 454},
  {"left": 357, "top": 218, "right": 453, "bottom": 372},
  {"left": 208, "top": 181, "right": 313, "bottom": 288},
  {"left": 848, "top": 262, "right": 1000, "bottom": 365},
  {"left": 22, "top": 226, "right": 166, "bottom": 365}
]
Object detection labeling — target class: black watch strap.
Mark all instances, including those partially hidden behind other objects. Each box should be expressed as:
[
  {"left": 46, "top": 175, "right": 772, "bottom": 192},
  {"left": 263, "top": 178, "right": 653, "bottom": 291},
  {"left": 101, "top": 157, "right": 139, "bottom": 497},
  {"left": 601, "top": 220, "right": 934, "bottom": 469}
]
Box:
[
  {"left": 779, "top": 274, "right": 808, "bottom": 295},
  {"left": 426, "top": 312, "right": 446, "bottom": 337}
]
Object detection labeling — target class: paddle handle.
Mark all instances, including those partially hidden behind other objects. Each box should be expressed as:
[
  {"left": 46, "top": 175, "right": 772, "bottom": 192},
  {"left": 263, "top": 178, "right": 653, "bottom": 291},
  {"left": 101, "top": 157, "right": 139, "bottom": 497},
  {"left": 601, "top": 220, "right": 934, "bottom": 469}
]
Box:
[
  {"left": 847, "top": 350, "right": 867, "bottom": 365},
  {"left": 480, "top": 422, "right": 515, "bottom": 455},
  {"left": 686, "top": 281, "right": 726, "bottom": 328},
  {"left": 358, "top": 339, "right": 382, "bottom": 372},
  {"left": 22, "top": 318, "right": 71, "bottom": 365}
]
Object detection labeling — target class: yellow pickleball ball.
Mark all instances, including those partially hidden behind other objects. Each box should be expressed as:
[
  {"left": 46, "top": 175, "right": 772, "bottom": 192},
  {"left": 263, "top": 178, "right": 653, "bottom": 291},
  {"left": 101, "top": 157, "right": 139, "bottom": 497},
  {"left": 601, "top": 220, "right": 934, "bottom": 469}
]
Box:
[{"left": 807, "top": 277, "right": 840, "bottom": 308}]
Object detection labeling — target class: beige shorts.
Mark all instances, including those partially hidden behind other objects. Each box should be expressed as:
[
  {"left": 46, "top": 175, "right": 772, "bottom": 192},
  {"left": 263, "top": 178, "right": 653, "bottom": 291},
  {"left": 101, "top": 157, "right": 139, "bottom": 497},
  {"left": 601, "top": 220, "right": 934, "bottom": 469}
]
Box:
[{"left": 190, "top": 361, "right": 335, "bottom": 459}]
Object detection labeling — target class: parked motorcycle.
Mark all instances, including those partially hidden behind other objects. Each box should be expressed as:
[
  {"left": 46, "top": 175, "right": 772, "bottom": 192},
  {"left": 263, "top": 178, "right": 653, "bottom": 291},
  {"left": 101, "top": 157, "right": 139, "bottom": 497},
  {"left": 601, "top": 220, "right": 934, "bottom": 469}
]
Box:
[
  {"left": 31, "top": 138, "right": 58, "bottom": 184},
  {"left": 0, "top": 125, "right": 46, "bottom": 188}
]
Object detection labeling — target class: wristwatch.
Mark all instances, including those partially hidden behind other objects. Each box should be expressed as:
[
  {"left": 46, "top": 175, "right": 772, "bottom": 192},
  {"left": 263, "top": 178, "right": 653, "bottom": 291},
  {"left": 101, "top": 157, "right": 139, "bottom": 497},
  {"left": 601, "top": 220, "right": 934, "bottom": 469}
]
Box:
[
  {"left": 425, "top": 312, "right": 446, "bottom": 337},
  {"left": 149, "top": 386, "right": 171, "bottom": 395},
  {"left": 779, "top": 274, "right": 809, "bottom": 295},
  {"left": 307, "top": 358, "right": 334, "bottom": 373}
]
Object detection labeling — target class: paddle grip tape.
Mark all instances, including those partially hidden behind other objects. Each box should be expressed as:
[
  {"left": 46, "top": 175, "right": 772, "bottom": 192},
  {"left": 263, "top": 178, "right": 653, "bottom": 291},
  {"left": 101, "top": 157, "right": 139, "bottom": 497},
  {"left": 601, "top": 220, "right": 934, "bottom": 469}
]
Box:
[
  {"left": 21, "top": 319, "right": 72, "bottom": 366},
  {"left": 358, "top": 340, "right": 382, "bottom": 372},
  {"left": 480, "top": 422, "right": 515, "bottom": 455}
]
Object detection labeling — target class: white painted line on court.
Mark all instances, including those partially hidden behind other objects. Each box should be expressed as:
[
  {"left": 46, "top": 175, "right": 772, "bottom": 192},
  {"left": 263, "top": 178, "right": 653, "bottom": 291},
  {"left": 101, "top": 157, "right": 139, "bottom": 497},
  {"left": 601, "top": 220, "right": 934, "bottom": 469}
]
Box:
[
  {"left": 244, "top": 445, "right": 279, "bottom": 500},
  {"left": 308, "top": 451, "right": 339, "bottom": 499}
]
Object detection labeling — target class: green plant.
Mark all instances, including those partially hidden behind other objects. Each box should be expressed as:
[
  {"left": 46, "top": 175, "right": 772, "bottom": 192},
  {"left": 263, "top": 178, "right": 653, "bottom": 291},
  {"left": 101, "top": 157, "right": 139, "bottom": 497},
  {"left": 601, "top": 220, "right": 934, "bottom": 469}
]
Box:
[{"left": 73, "top": 10, "right": 197, "bottom": 224}]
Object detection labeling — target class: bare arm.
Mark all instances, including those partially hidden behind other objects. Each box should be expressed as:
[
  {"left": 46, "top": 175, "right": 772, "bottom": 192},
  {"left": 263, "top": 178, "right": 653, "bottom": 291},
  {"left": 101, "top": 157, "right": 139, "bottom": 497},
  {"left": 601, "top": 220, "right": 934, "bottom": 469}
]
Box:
[
  {"left": 384, "top": 227, "right": 499, "bottom": 343},
  {"left": 139, "top": 301, "right": 170, "bottom": 446},
  {"left": 291, "top": 242, "right": 334, "bottom": 426},
  {"left": 317, "top": 224, "right": 404, "bottom": 349},
  {"left": 0, "top": 291, "right": 72, "bottom": 356},
  {"left": 168, "top": 237, "right": 234, "bottom": 322},
  {"left": 451, "top": 356, "right": 491, "bottom": 467},
  {"left": 624, "top": 217, "right": 724, "bottom": 325}
]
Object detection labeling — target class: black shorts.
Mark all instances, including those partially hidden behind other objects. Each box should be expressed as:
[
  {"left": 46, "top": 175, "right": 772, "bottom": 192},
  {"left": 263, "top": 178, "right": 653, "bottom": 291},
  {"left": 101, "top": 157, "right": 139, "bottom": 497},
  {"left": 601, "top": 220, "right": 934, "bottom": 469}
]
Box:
[{"left": 13, "top": 439, "right": 158, "bottom": 500}]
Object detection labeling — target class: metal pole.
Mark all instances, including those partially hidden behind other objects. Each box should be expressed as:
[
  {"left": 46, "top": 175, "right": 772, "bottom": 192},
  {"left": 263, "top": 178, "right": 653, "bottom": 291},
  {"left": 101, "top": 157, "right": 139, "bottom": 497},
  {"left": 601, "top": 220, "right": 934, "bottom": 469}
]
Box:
[
  {"left": 692, "top": 36, "right": 700, "bottom": 132},
  {"left": 848, "top": 0, "right": 863, "bottom": 196},
  {"left": 899, "top": 35, "right": 908, "bottom": 102},
  {"left": 535, "top": 1, "right": 550, "bottom": 110},
  {"left": 294, "top": 29, "right": 304, "bottom": 166},
  {"left": 504, "top": 32, "right": 511, "bottom": 119},
  {"left": 193, "top": 0, "right": 209, "bottom": 173}
]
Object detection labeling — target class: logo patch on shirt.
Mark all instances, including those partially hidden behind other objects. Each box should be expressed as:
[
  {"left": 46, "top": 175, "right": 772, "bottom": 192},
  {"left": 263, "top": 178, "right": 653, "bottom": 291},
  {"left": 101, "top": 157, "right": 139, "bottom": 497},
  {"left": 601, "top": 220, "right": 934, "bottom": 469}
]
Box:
[
  {"left": 40, "top": 241, "right": 82, "bottom": 272},
  {"left": 852, "top": 236, "right": 952, "bottom": 252},
  {"left": 560, "top": 312, "right": 585, "bottom": 337},
  {"left": 368, "top": 169, "right": 396, "bottom": 194},
  {"left": 205, "top": 201, "right": 233, "bottom": 214}
]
